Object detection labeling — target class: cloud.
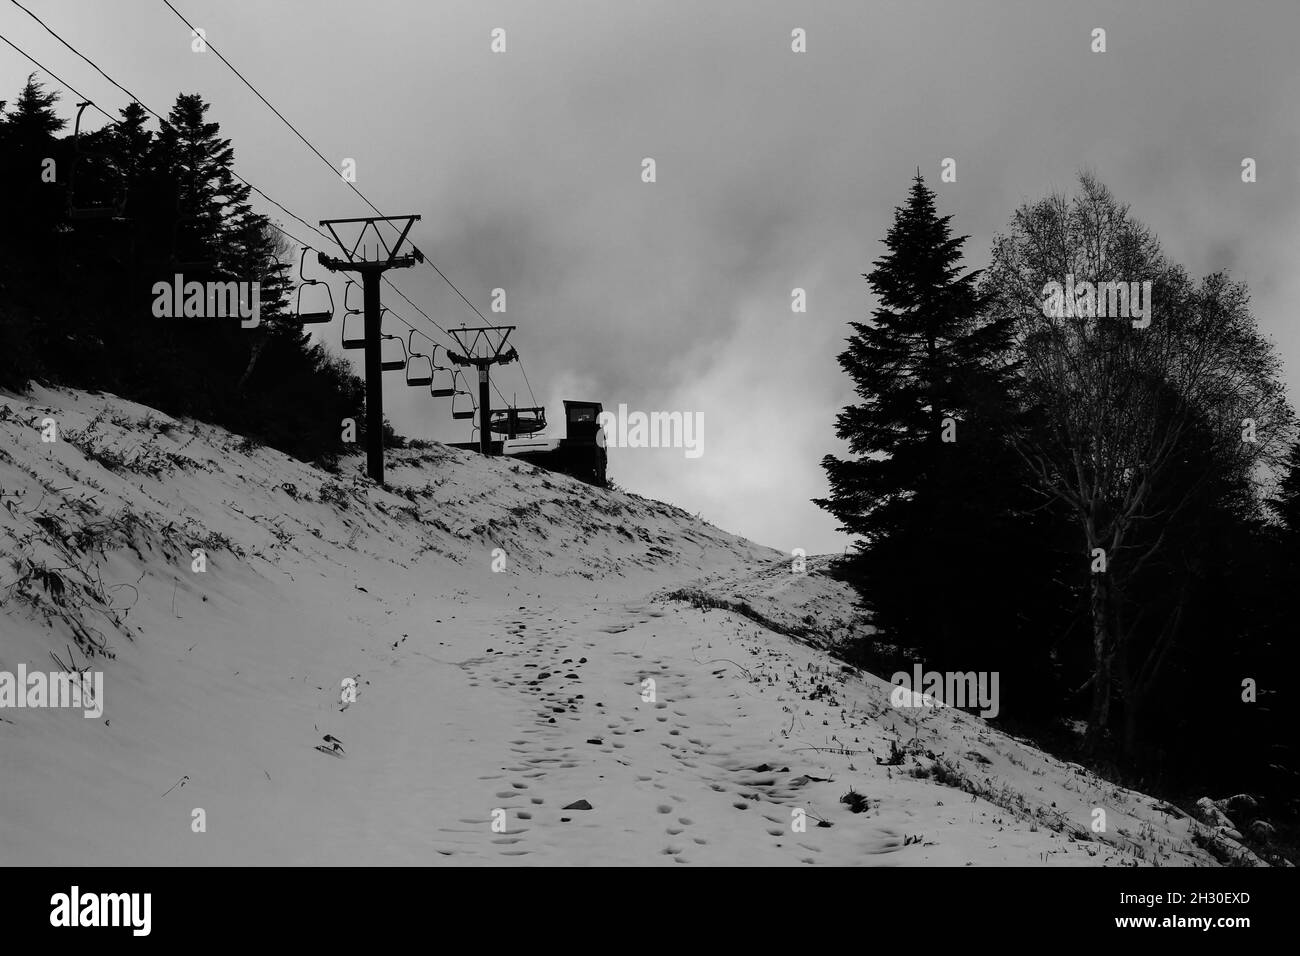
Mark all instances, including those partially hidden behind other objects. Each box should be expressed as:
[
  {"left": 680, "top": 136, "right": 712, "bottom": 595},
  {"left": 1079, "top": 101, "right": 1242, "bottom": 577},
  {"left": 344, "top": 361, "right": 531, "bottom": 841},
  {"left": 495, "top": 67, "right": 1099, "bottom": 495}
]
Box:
[{"left": 7, "top": 0, "right": 1299, "bottom": 553}]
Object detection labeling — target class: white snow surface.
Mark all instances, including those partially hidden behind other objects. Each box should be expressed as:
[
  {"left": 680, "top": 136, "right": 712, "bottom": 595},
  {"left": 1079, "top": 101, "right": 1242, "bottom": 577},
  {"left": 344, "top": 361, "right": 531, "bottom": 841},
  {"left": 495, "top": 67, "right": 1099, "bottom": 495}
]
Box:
[{"left": 0, "top": 386, "right": 1261, "bottom": 866}]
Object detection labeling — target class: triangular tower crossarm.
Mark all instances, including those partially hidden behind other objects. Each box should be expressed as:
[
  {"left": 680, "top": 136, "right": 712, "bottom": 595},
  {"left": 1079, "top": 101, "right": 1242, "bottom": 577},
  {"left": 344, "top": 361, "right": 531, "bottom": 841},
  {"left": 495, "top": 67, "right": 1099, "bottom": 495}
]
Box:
[
  {"left": 442, "top": 326, "right": 518, "bottom": 456},
  {"left": 314, "top": 214, "right": 424, "bottom": 484},
  {"left": 446, "top": 326, "right": 515, "bottom": 361},
  {"left": 318, "top": 215, "right": 424, "bottom": 268}
]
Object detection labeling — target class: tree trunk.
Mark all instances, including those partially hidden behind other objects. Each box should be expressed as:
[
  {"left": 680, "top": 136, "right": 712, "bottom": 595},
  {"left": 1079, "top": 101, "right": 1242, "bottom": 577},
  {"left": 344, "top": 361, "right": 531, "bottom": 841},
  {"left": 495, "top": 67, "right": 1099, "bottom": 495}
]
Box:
[
  {"left": 1115, "top": 628, "right": 1139, "bottom": 760},
  {"left": 1118, "top": 586, "right": 1188, "bottom": 763},
  {"left": 1085, "top": 569, "right": 1111, "bottom": 751}
]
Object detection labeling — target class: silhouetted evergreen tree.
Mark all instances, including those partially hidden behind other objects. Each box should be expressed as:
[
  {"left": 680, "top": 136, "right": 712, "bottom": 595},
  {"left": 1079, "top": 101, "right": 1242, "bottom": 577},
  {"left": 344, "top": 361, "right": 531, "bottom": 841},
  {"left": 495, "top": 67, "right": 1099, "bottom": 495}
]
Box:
[
  {"left": 3, "top": 72, "right": 65, "bottom": 141},
  {"left": 0, "top": 75, "right": 65, "bottom": 388},
  {"left": 0, "top": 75, "right": 65, "bottom": 239},
  {"left": 0, "top": 78, "right": 382, "bottom": 468},
  {"left": 815, "top": 174, "right": 1065, "bottom": 714}
]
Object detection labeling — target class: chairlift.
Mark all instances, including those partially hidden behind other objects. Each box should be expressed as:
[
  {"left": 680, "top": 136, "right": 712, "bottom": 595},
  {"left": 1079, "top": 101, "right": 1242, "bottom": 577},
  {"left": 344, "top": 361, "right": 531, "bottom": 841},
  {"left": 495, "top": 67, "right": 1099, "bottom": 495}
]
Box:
[
  {"left": 294, "top": 248, "right": 334, "bottom": 324},
  {"left": 167, "top": 176, "right": 220, "bottom": 272},
  {"left": 450, "top": 374, "right": 476, "bottom": 419},
  {"left": 264, "top": 247, "right": 289, "bottom": 282},
  {"left": 379, "top": 313, "right": 406, "bottom": 371},
  {"left": 341, "top": 314, "right": 366, "bottom": 349},
  {"left": 429, "top": 348, "right": 456, "bottom": 397},
  {"left": 380, "top": 337, "right": 406, "bottom": 370},
  {"left": 340, "top": 280, "right": 365, "bottom": 349},
  {"left": 343, "top": 278, "right": 363, "bottom": 315},
  {"left": 170, "top": 211, "right": 218, "bottom": 273},
  {"left": 256, "top": 247, "right": 289, "bottom": 316},
  {"left": 67, "top": 102, "right": 127, "bottom": 221},
  {"left": 404, "top": 331, "right": 434, "bottom": 386}
]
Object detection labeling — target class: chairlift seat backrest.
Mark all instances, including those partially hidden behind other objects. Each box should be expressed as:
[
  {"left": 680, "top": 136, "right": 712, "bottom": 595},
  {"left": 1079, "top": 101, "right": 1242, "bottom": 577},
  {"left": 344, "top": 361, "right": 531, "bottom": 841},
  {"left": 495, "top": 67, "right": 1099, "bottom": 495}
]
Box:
[
  {"left": 168, "top": 196, "right": 218, "bottom": 271},
  {"left": 294, "top": 247, "right": 334, "bottom": 324},
  {"left": 429, "top": 359, "right": 457, "bottom": 397},
  {"left": 449, "top": 372, "right": 476, "bottom": 418},
  {"left": 343, "top": 280, "right": 362, "bottom": 315},
  {"left": 340, "top": 281, "right": 368, "bottom": 347},
  {"left": 380, "top": 332, "right": 406, "bottom": 371},
  {"left": 451, "top": 383, "right": 476, "bottom": 418},
  {"left": 341, "top": 314, "right": 365, "bottom": 349},
  {"left": 67, "top": 102, "right": 129, "bottom": 222},
  {"left": 404, "top": 332, "right": 434, "bottom": 385},
  {"left": 406, "top": 354, "right": 434, "bottom": 386}
]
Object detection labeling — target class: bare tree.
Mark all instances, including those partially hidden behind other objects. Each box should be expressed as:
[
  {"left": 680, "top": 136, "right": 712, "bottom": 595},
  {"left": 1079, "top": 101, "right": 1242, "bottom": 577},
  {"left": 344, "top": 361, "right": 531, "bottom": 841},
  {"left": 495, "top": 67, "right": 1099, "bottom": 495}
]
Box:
[{"left": 983, "top": 174, "right": 1292, "bottom": 752}]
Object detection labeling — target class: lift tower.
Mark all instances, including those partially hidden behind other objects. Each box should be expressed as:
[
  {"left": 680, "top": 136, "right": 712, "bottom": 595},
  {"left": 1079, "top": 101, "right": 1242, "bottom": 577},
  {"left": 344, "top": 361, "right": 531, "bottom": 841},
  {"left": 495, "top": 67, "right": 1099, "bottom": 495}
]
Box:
[
  {"left": 317, "top": 216, "right": 423, "bottom": 484},
  {"left": 445, "top": 326, "right": 518, "bottom": 456}
]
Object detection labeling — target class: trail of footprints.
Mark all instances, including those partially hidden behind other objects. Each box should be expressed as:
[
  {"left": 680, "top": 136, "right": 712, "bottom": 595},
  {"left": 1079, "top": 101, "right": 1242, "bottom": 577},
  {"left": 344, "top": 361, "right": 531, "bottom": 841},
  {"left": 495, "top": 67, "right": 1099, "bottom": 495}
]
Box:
[{"left": 433, "top": 601, "right": 904, "bottom": 864}]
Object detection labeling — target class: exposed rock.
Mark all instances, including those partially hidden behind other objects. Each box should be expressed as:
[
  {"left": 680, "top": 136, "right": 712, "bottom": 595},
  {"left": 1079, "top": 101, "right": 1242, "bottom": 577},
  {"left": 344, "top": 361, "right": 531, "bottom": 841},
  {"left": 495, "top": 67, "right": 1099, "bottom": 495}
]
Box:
[
  {"left": 1195, "top": 796, "right": 1235, "bottom": 830},
  {"left": 1218, "top": 793, "right": 1259, "bottom": 820},
  {"left": 1249, "top": 819, "right": 1276, "bottom": 842}
]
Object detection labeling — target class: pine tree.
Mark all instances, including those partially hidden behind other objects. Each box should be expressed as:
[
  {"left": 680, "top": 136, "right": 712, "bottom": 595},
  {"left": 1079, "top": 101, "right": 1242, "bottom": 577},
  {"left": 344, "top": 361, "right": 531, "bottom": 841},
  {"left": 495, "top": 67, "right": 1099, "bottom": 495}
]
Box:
[
  {"left": 1, "top": 75, "right": 364, "bottom": 462},
  {"left": 815, "top": 173, "right": 1021, "bottom": 669},
  {"left": 108, "top": 101, "right": 153, "bottom": 205},
  {"left": 153, "top": 93, "right": 236, "bottom": 271},
  {"left": 0, "top": 74, "right": 67, "bottom": 233},
  {"left": 0, "top": 74, "right": 69, "bottom": 385},
  {"left": 2, "top": 73, "right": 66, "bottom": 143}
]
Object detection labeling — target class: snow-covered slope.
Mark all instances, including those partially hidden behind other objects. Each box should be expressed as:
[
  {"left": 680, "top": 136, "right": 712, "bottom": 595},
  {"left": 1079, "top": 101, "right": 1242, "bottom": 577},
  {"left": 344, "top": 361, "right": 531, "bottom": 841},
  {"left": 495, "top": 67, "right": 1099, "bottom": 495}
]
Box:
[{"left": 0, "top": 386, "right": 1261, "bottom": 865}]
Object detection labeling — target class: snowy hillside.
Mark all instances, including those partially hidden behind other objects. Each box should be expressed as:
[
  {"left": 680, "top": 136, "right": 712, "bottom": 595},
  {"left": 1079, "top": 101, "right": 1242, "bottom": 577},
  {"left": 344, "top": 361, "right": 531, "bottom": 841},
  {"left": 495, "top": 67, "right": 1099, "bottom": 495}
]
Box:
[{"left": 0, "top": 386, "right": 1264, "bottom": 865}]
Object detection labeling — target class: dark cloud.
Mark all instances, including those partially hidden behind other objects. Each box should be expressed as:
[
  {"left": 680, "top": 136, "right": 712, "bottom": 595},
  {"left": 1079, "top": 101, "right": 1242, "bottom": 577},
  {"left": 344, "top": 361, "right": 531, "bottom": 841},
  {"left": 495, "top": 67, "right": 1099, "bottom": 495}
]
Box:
[{"left": 5, "top": 0, "right": 1297, "bottom": 553}]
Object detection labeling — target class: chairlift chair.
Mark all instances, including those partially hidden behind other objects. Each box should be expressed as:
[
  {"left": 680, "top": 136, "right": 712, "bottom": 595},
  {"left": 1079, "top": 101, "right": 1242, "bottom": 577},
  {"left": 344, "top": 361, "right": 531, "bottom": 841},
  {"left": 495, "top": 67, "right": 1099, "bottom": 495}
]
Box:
[
  {"left": 253, "top": 247, "right": 288, "bottom": 317},
  {"left": 429, "top": 349, "right": 456, "bottom": 397},
  {"left": 340, "top": 280, "right": 365, "bottom": 349},
  {"left": 379, "top": 311, "right": 406, "bottom": 370},
  {"left": 450, "top": 374, "right": 476, "bottom": 420},
  {"left": 264, "top": 247, "right": 289, "bottom": 282},
  {"left": 294, "top": 247, "right": 334, "bottom": 324},
  {"left": 404, "top": 332, "right": 434, "bottom": 386},
  {"left": 167, "top": 180, "right": 221, "bottom": 272},
  {"left": 343, "top": 278, "right": 363, "bottom": 315},
  {"left": 170, "top": 214, "right": 218, "bottom": 273},
  {"left": 67, "top": 102, "right": 128, "bottom": 221}
]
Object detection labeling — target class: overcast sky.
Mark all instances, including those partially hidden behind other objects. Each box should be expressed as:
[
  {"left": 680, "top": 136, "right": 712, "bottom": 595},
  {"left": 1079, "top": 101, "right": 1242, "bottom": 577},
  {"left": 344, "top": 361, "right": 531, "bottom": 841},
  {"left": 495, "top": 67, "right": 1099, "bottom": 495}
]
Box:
[{"left": 4, "top": 0, "right": 1299, "bottom": 554}]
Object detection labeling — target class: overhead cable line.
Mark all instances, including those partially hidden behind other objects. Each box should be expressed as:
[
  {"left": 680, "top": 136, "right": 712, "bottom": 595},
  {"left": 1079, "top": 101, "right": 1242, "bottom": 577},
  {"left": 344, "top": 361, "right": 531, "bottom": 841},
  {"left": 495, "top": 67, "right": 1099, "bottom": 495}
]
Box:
[
  {"left": 158, "top": 0, "right": 539, "bottom": 408},
  {"left": 0, "top": 28, "right": 103, "bottom": 110},
  {"left": 3, "top": 5, "right": 452, "bottom": 361},
  {"left": 3, "top": 5, "right": 514, "bottom": 409}
]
